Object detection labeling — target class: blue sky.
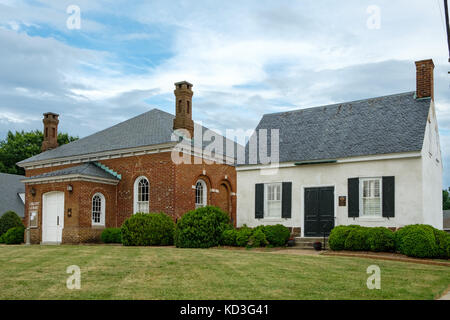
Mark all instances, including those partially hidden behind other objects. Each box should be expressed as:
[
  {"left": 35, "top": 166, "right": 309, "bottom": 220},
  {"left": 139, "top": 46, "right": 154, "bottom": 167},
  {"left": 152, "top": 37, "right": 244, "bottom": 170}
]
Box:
[{"left": 0, "top": 0, "right": 449, "bottom": 186}]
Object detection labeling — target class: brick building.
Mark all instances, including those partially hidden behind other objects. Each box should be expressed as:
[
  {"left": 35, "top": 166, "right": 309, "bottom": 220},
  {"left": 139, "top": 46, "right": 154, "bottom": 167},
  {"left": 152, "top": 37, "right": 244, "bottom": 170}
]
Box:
[{"left": 18, "top": 81, "right": 238, "bottom": 244}]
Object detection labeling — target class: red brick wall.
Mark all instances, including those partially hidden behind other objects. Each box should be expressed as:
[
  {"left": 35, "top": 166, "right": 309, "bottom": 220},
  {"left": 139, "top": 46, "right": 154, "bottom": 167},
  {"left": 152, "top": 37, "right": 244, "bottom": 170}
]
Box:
[{"left": 24, "top": 151, "right": 237, "bottom": 242}]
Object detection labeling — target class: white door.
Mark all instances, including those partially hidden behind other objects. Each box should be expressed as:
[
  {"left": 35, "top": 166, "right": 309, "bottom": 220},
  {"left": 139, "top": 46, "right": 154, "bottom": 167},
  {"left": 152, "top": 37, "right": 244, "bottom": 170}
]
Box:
[{"left": 42, "top": 192, "right": 65, "bottom": 244}]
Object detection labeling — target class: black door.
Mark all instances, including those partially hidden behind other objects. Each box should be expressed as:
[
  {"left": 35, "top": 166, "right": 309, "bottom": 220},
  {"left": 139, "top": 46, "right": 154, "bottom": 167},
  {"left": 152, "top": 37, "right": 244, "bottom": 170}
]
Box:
[{"left": 304, "top": 187, "right": 335, "bottom": 237}]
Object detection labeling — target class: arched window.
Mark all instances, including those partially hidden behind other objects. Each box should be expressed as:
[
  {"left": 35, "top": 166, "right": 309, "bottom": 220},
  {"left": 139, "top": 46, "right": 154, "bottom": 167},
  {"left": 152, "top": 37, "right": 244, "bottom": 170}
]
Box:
[
  {"left": 195, "top": 179, "right": 207, "bottom": 208},
  {"left": 92, "top": 193, "right": 105, "bottom": 226},
  {"left": 134, "top": 176, "right": 149, "bottom": 213}
]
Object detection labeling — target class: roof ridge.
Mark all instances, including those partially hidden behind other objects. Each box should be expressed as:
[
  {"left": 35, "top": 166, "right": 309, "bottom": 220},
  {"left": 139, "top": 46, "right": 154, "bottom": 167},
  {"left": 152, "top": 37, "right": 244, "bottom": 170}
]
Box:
[{"left": 264, "top": 91, "right": 418, "bottom": 117}]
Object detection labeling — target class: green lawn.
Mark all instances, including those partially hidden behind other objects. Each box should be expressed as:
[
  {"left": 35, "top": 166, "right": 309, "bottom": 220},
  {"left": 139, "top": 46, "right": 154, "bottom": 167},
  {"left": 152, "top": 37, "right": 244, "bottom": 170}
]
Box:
[{"left": 0, "top": 245, "right": 448, "bottom": 300}]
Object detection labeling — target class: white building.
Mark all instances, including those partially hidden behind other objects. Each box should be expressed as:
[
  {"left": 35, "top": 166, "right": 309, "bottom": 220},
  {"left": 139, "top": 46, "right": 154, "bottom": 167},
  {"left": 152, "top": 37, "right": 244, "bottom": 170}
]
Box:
[{"left": 237, "top": 59, "right": 442, "bottom": 237}]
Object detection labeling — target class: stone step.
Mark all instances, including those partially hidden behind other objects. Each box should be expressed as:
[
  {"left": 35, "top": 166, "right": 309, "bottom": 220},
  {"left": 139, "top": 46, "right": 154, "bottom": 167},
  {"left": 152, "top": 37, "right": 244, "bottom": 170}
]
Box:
[{"left": 294, "top": 237, "right": 328, "bottom": 250}]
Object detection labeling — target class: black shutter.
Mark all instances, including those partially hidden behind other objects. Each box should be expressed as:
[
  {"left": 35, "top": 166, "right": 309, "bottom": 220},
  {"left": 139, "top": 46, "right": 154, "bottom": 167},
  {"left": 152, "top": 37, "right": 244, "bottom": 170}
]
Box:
[
  {"left": 348, "top": 178, "right": 359, "bottom": 217},
  {"left": 382, "top": 176, "right": 395, "bottom": 218},
  {"left": 255, "top": 184, "right": 264, "bottom": 219},
  {"left": 281, "top": 182, "right": 292, "bottom": 219}
]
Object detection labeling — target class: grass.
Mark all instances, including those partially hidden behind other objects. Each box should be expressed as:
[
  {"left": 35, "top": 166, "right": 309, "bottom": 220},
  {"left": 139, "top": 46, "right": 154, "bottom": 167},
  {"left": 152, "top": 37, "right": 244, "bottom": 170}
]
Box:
[{"left": 0, "top": 245, "right": 449, "bottom": 300}]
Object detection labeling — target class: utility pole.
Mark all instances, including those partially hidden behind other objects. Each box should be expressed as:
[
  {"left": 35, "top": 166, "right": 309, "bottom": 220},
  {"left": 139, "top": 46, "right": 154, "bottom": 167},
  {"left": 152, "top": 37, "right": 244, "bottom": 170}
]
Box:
[{"left": 445, "top": 0, "right": 450, "bottom": 62}]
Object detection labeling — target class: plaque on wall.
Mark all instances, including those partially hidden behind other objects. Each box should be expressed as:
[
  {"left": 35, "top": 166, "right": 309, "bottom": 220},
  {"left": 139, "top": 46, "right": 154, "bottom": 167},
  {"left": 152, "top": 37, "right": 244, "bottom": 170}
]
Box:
[{"left": 339, "top": 196, "right": 347, "bottom": 207}]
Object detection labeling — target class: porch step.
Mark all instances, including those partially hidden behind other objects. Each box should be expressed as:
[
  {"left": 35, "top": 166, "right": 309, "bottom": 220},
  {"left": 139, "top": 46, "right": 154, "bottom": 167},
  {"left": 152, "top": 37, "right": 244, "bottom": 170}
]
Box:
[{"left": 294, "top": 237, "right": 328, "bottom": 250}]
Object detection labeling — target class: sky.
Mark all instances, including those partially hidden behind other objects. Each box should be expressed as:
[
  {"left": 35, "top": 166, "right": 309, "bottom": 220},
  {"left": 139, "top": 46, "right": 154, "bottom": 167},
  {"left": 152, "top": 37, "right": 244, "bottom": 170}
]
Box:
[{"left": 0, "top": 0, "right": 449, "bottom": 185}]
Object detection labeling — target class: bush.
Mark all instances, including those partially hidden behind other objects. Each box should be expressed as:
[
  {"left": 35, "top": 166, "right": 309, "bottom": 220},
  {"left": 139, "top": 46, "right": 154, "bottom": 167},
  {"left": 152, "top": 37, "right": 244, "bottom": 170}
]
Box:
[
  {"left": 433, "top": 229, "right": 450, "bottom": 259},
  {"left": 222, "top": 229, "right": 238, "bottom": 246},
  {"left": 329, "top": 225, "right": 360, "bottom": 251},
  {"left": 263, "top": 224, "right": 290, "bottom": 247},
  {"left": 4, "top": 226, "right": 24, "bottom": 244},
  {"left": 121, "top": 213, "right": 175, "bottom": 246},
  {"left": 248, "top": 228, "right": 268, "bottom": 248},
  {"left": 366, "top": 227, "right": 395, "bottom": 252},
  {"left": 0, "top": 211, "right": 24, "bottom": 236},
  {"left": 175, "top": 206, "right": 231, "bottom": 248},
  {"left": 101, "top": 228, "right": 122, "bottom": 244},
  {"left": 344, "top": 227, "right": 370, "bottom": 251},
  {"left": 235, "top": 226, "right": 253, "bottom": 247},
  {"left": 0, "top": 233, "right": 5, "bottom": 244},
  {"left": 395, "top": 225, "right": 438, "bottom": 258}
]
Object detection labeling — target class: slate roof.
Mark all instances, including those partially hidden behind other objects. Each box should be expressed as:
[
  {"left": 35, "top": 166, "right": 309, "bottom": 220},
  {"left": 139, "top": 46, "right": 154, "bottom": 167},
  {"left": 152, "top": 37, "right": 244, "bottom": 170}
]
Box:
[
  {"left": 18, "top": 109, "right": 241, "bottom": 165},
  {"left": 23, "top": 163, "right": 119, "bottom": 182},
  {"left": 0, "top": 173, "right": 25, "bottom": 217},
  {"left": 243, "top": 92, "right": 431, "bottom": 165}
]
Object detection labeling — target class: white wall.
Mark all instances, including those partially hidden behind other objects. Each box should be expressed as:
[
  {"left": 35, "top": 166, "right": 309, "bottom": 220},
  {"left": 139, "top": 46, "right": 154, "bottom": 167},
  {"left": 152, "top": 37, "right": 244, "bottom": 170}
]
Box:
[
  {"left": 237, "top": 155, "right": 427, "bottom": 236},
  {"left": 421, "top": 101, "right": 443, "bottom": 229}
]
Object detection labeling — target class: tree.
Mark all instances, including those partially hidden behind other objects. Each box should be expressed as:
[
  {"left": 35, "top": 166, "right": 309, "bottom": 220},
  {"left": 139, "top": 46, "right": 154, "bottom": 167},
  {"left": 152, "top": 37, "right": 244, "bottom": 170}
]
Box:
[
  {"left": 0, "top": 130, "right": 78, "bottom": 175},
  {"left": 443, "top": 190, "right": 450, "bottom": 210}
]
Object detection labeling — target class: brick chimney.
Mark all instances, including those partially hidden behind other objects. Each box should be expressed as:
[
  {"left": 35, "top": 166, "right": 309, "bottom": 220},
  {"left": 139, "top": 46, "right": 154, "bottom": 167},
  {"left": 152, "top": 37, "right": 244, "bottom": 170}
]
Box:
[
  {"left": 41, "top": 112, "right": 59, "bottom": 152},
  {"left": 415, "top": 59, "right": 434, "bottom": 100},
  {"left": 173, "top": 81, "right": 194, "bottom": 138}
]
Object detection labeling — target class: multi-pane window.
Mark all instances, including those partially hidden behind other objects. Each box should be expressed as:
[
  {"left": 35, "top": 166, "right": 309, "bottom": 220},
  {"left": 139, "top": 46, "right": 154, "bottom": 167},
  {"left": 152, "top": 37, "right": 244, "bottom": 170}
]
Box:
[
  {"left": 265, "top": 183, "right": 282, "bottom": 218},
  {"left": 195, "top": 180, "right": 207, "bottom": 208},
  {"left": 92, "top": 193, "right": 105, "bottom": 226},
  {"left": 136, "top": 177, "right": 149, "bottom": 213},
  {"left": 360, "top": 178, "right": 382, "bottom": 217}
]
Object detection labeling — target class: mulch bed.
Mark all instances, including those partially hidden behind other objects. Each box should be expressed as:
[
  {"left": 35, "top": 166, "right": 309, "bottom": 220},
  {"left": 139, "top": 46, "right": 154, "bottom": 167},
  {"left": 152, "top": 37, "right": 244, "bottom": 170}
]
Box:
[{"left": 321, "top": 250, "right": 450, "bottom": 267}]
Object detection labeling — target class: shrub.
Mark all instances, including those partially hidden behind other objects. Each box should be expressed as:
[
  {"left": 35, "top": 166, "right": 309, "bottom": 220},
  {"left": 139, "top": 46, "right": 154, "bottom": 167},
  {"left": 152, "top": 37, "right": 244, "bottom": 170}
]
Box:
[
  {"left": 0, "top": 233, "right": 5, "bottom": 244},
  {"left": 0, "top": 211, "right": 24, "bottom": 236},
  {"left": 344, "top": 227, "right": 370, "bottom": 251},
  {"left": 248, "top": 228, "right": 268, "bottom": 248},
  {"left": 235, "top": 226, "right": 253, "bottom": 247},
  {"left": 263, "top": 224, "right": 290, "bottom": 247},
  {"left": 329, "top": 225, "right": 360, "bottom": 251},
  {"left": 366, "top": 227, "right": 395, "bottom": 252},
  {"left": 175, "top": 206, "right": 231, "bottom": 248},
  {"left": 4, "top": 226, "right": 24, "bottom": 245},
  {"left": 121, "top": 213, "right": 175, "bottom": 246},
  {"left": 433, "top": 229, "right": 450, "bottom": 259},
  {"left": 101, "top": 228, "right": 122, "bottom": 244},
  {"left": 395, "top": 225, "right": 438, "bottom": 258},
  {"left": 222, "top": 229, "right": 238, "bottom": 246}
]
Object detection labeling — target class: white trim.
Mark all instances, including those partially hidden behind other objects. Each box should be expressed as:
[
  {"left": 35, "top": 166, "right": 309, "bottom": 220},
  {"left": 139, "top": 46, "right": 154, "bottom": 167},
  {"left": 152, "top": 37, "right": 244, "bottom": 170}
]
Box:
[
  {"left": 359, "top": 177, "right": 383, "bottom": 218},
  {"left": 134, "top": 176, "right": 149, "bottom": 214},
  {"left": 300, "top": 184, "right": 336, "bottom": 238},
  {"left": 91, "top": 193, "right": 106, "bottom": 227},
  {"left": 22, "top": 174, "right": 119, "bottom": 185},
  {"left": 235, "top": 151, "right": 422, "bottom": 171},
  {"left": 195, "top": 179, "right": 208, "bottom": 208},
  {"left": 264, "top": 182, "right": 282, "bottom": 219}
]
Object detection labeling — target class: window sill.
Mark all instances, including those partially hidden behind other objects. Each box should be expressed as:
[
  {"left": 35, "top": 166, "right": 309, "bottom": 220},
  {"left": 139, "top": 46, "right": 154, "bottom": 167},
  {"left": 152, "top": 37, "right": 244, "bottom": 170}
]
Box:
[
  {"left": 258, "top": 218, "right": 289, "bottom": 222},
  {"left": 356, "top": 217, "right": 386, "bottom": 222},
  {"left": 92, "top": 225, "right": 106, "bottom": 229}
]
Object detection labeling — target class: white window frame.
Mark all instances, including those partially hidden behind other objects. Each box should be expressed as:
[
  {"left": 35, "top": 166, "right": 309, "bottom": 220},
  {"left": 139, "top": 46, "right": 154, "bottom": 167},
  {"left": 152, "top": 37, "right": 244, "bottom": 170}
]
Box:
[
  {"left": 264, "top": 183, "right": 282, "bottom": 219},
  {"left": 134, "top": 176, "right": 149, "bottom": 214},
  {"left": 92, "top": 193, "right": 105, "bottom": 226},
  {"left": 359, "top": 177, "right": 382, "bottom": 218},
  {"left": 195, "top": 179, "right": 207, "bottom": 209}
]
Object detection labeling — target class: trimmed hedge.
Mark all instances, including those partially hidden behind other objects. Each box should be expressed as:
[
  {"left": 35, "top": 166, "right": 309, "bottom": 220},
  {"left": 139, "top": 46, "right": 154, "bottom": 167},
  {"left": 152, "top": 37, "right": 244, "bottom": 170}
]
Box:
[
  {"left": 0, "top": 211, "right": 24, "bottom": 236},
  {"left": 330, "top": 224, "right": 449, "bottom": 259},
  {"left": 328, "top": 225, "right": 360, "bottom": 251},
  {"left": 3, "top": 226, "right": 24, "bottom": 244},
  {"left": 175, "top": 206, "right": 231, "bottom": 248},
  {"left": 121, "top": 213, "right": 175, "bottom": 246},
  {"left": 395, "top": 225, "right": 438, "bottom": 258},
  {"left": 221, "top": 224, "right": 290, "bottom": 248},
  {"left": 344, "top": 227, "right": 370, "bottom": 251},
  {"left": 263, "top": 225, "right": 290, "bottom": 247},
  {"left": 101, "top": 228, "right": 122, "bottom": 244},
  {"left": 366, "top": 227, "right": 395, "bottom": 252}
]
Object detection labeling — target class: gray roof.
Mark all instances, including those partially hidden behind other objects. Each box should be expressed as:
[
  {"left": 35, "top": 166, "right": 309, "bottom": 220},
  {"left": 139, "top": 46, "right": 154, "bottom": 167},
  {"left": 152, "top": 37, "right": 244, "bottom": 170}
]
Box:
[
  {"left": 244, "top": 92, "right": 431, "bottom": 165},
  {"left": 18, "top": 109, "right": 241, "bottom": 165},
  {"left": 24, "top": 163, "right": 120, "bottom": 181},
  {"left": 0, "top": 173, "right": 25, "bottom": 217}
]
